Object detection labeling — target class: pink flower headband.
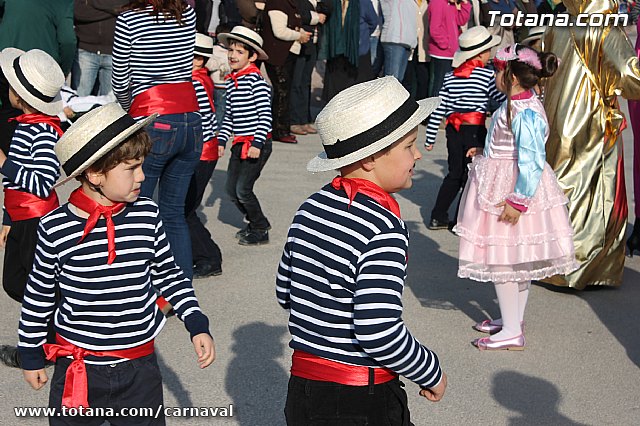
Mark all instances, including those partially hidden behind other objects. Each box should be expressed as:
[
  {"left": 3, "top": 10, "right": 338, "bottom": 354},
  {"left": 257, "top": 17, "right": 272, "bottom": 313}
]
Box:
[{"left": 494, "top": 44, "right": 542, "bottom": 71}]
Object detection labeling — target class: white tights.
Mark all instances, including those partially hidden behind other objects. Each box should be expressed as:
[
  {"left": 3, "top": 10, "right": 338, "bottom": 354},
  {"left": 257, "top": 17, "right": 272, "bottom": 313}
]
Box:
[{"left": 489, "top": 280, "right": 530, "bottom": 341}]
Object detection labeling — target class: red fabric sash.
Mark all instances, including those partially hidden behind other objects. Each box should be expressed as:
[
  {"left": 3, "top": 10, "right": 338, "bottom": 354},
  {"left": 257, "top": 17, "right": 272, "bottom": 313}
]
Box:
[
  {"left": 201, "top": 137, "right": 220, "bottom": 161},
  {"left": 129, "top": 82, "right": 199, "bottom": 117},
  {"left": 44, "top": 334, "right": 155, "bottom": 409},
  {"left": 291, "top": 350, "right": 397, "bottom": 386},
  {"left": 232, "top": 133, "right": 272, "bottom": 160},
  {"left": 224, "top": 64, "right": 262, "bottom": 89},
  {"left": 445, "top": 111, "right": 486, "bottom": 131},
  {"left": 453, "top": 59, "right": 485, "bottom": 78},
  {"left": 68, "top": 187, "right": 126, "bottom": 265},
  {"left": 3, "top": 188, "right": 59, "bottom": 221},
  {"left": 192, "top": 68, "right": 216, "bottom": 112},
  {"left": 331, "top": 176, "right": 401, "bottom": 218},
  {"left": 9, "top": 113, "right": 64, "bottom": 136}
]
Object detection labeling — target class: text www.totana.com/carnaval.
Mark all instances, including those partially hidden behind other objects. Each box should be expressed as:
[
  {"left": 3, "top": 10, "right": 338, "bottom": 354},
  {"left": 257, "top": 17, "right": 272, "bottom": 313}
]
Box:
[{"left": 14, "top": 404, "right": 234, "bottom": 418}]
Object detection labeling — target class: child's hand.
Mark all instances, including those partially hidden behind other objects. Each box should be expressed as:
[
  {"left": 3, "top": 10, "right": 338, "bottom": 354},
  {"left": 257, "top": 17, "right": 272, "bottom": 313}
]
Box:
[
  {"left": 466, "top": 147, "right": 478, "bottom": 157},
  {"left": 218, "top": 146, "right": 225, "bottom": 158},
  {"left": 247, "top": 146, "right": 261, "bottom": 159},
  {"left": 496, "top": 201, "right": 521, "bottom": 225},
  {"left": 23, "top": 369, "right": 48, "bottom": 390},
  {"left": 419, "top": 371, "right": 447, "bottom": 402},
  {"left": 0, "top": 225, "right": 10, "bottom": 248},
  {"left": 192, "top": 333, "right": 216, "bottom": 369},
  {"left": 425, "top": 143, "right": 434, "bottom": 152}
]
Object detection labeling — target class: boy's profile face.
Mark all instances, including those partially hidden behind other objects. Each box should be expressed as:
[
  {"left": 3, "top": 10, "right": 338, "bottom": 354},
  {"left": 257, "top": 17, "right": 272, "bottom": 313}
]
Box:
[
  {"left": 372, "top": 127, "right": 421, "bottom": 193},
  {"left": 90, "top": 158, "right": 145, "bottom": 204},
  {"left": 227, "top": 42, "right": 257, "bottom": 72},
  {"left": 8, "top": 86, "right": 21, "bottom": 109}
]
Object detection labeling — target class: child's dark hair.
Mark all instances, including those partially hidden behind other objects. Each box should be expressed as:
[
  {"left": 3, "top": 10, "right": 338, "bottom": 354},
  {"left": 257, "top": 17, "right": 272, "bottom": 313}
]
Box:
[
  {"left": 77, "top": 130, "right": 152, "bottom": 186},
  {"left": 228, "top": 40, "right": 257, "bottom": 59}
]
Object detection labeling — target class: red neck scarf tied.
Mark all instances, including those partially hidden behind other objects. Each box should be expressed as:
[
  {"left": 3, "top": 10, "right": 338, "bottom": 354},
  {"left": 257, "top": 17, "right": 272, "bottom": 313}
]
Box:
[
  {"left": 68, "top": 187, "right": 126, "bottom": 264},
  {"left": 453, "top": 59, "right": 485, "bottom": 78},
  {"left": 331, "top": 177, "right": 401, "bottom": 219},
  {"left": 224, "top": 64, "right": 262, "bottom": 88},
  {"left": 10, "top": 113, "right": 63, "bottom": 135}
]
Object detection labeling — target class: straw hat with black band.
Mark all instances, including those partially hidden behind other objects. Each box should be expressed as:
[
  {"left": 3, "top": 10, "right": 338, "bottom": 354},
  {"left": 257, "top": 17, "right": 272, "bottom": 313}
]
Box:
[
  {"left": 0, "top": 48, "right": 64, "bottom": 116},
  {"left": 452, "top": 26, "right": 502, "bottom": 68},
  {"left": 307, "top": 77, "right": 441, "bottom": 173},
  {"left": 195, "top": 33, "right": 215, "bottom": 58},
  {"left": 218, "top": 26, "right": 268, "bottom": 61},
  {"left": 520, "top": 26, "right": 545, "bottom": 46},
  {"left": 55, "top": 103, "right": 157, "bottom": 187}
]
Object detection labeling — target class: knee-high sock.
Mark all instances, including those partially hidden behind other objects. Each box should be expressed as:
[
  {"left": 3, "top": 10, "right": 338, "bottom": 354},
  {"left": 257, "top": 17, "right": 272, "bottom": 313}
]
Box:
[
  {"left": 518, "top": 280, "right": 531, "bottom": 323},
  {"left": 490, "top": 281, "right": 521, "bottom": 341}
]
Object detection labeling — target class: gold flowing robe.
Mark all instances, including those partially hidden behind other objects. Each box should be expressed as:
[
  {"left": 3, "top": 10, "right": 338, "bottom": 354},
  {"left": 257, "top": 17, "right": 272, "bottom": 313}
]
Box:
[{"left": 542, "top": 0, "right": 640, "bottom": 289}]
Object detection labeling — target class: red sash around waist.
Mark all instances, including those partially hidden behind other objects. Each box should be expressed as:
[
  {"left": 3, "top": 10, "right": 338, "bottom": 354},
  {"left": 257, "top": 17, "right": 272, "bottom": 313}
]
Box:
[
  {"left": 232, "top": 133, "right": 272, "bottom": 160},
  {"left": 291, "top": 350, "right": 397, "bottom": 386},
  {"left": 3, "top": 188, "right": 59, "bottom": 221},
  {"left": 201, "top": 137, "right": 219, "bottom": 161},
  {"left": 445, "top": 111, "right": 486, "bottom": 131},
  {"left": 43, "top": 334, "right": 155, "bottom": 409},
  {"left": 129, "top": 82, "right": 199, "bottom": 117}
]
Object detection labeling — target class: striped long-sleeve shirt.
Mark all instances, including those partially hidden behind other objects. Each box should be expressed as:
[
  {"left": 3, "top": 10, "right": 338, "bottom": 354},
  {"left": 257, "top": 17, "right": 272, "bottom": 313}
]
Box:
[
  {"left": 425, "top": 67, "right": 505, "bottom": 145},
  {"left": 193, "top": 79, "right": 218, "bottom": 142},
  {"left": 276, "top": 185, "right": 442, "bottom": 389},
  {"left": 112, "top": 5, "right": 196, "bottom": 110},
  {"left": 217, "top": 73, "right": 272, "bottom": 149},
  {"left": 18, "top": 197, "right": 209, "bottom": 370}
]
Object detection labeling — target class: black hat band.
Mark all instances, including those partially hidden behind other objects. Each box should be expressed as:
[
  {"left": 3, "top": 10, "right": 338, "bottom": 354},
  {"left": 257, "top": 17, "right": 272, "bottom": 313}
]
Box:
[
  {"left": 13, "top": 57, "right": 55, "bottom": 103},
  {"left": 460, "top": 35, "right": 494, "bottom": 52},
  {"left": 195, "top": 46, "right": 213, "bottom": 55}
]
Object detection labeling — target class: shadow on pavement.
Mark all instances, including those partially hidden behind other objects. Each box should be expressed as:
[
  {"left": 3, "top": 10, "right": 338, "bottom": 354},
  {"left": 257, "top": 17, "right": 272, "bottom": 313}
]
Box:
[
  {"left": 226, "top": 322, "right": 288, "bottom": 425},
  {"left": 157, "top": 351, "right": 194, "bottom": 415}
]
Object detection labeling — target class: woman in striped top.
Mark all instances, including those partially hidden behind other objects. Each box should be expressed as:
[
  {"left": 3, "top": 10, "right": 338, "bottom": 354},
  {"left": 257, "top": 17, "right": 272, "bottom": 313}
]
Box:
[{"left": 112, "top": 0, "right": 202, "bottom": 279}]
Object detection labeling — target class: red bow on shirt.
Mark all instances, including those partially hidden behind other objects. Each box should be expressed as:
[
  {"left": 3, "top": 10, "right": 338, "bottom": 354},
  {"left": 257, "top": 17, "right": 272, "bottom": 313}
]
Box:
[
  {"left": 9, "top": 113, "right": 63, "bottom": 135},
  {"left": 453, "top": 59, "right": 485, "bottom": 78},
  {"left": 331, "top": 176, "right": 401, "bottom": 218},
  {"left": 224, "top": 64, "right": 262, "bottom": 88}
]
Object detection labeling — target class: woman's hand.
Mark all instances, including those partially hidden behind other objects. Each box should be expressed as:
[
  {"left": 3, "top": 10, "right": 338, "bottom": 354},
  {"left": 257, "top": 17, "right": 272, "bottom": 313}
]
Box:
[{"left": 496, "top": 201, "right": 521, "bottom": 225}]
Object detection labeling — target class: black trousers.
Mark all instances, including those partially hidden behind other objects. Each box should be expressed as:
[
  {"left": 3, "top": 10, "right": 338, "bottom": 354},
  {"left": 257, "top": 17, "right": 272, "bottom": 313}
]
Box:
[
  {"left": 402, "top": 49, "right": 429, "bottom": 101},
  {"left": 265, "top": 54, "right": 297, "bottom": 138},
  {"left": 431, "top": 124, "right": 487, "bottom": 223},
  {"left": 3, "top": 217, "right": 40, "bottom": 302},
  {"left": 185, "top": 159, "right": 222, "bottom": 268},
  {"left": 284, "top": 375, "right": 413, "bottom": 426},
  {"left": 225, "top": 140, "right": 272, "bottom": 230}
]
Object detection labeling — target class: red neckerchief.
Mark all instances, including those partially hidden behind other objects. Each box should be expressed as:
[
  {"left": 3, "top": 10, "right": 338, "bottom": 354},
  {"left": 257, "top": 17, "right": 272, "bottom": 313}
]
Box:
[
  {"left": 331, "top": 176, "right": 401, "bottom": 218},
  {"left": 224, "top": 64, "right": 262, "bottom": 89},
  {"left": 511, "top": 89, "right": 535, "bottom": 100},
  {"left": 68, "top": 187, "right": 127, "bottom": 265},
  {"left": 9, "top": 113, "right": 63, "bottom": 135},
  {"left": 453, "top": 59, "right": 485, "bottom": 78},
  {"left": 192, "top": 68, "right": 215, "bottom": 111}
]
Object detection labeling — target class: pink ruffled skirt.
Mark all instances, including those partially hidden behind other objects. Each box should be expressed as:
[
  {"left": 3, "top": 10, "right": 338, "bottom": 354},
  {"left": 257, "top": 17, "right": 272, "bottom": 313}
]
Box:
[{"left": 455, "top": 156, "right": 579, "bottom": 283}]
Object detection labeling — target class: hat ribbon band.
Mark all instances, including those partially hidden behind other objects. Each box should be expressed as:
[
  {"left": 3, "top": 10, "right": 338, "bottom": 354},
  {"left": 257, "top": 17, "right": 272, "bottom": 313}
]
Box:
[
  {"left": 13, "top": 57, "right": 55, "bottom": 103},
  {"left": 63, "top": 115, "right": 137, "bottom": 176},
  {"left": 195, "top": 46, "right": 214, "bottom": 55},
  {"left": 459, "top": 35, "right": 494, "bottom": 52},
  {"left": 323, "top": 98, "right": 418, "bottom": 160},
  {"left": 227, "top": 33, "right": 262, "bottom": 50}
]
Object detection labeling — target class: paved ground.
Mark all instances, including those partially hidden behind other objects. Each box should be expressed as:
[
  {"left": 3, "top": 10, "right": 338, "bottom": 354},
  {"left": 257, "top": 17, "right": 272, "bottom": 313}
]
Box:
[{"left": 1, "top": 35, "right": 640, "bottom": 426}]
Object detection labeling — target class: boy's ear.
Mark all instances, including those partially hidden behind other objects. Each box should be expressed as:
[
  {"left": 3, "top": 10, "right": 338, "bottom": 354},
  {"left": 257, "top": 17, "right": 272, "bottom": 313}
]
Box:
[
  {"left": 360, "top": 155, "right": 376, "bottom": 172},
  {"left": 85, "top": 170, "right": 103, "bottom": 186},
  {"left": 249, "top": 52, "right": 259, "bottom": 63}
]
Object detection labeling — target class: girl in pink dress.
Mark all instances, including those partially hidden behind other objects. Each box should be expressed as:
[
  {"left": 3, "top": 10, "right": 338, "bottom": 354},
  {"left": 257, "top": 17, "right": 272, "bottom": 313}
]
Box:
[{"left": 455, "top": 44, "right": 579, "bottom": 351}]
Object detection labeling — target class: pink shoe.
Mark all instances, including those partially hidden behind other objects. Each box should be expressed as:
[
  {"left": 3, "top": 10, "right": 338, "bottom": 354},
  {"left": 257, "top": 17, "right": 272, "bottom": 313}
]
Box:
[
  {"left": 472, "top": 320, "right": 525, "bottom": 334},
  {"left": 472, "top": 334, "right": 525, "bottom": 351}
]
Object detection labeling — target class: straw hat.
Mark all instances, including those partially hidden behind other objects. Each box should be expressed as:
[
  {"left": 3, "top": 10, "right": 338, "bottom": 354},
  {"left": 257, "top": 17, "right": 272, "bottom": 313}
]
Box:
[
  {"left": 54, "top": 103, "right": 157, "bottom": 187},
  {"left": 520, "top": 26, "right": 545, "bottom": 46},
  {"left": 0, "top": 48, "right": 64, "bottom": 115},
  {"left": 452, "top": 26, "right": 502, "bottom": 68},
  {"left": 307, "top": 77, "right": 440, "bottom": 173},
  {"left": 195, "top": 33, "right": 215, "bottom": 57},
  {"left": 218, "top": 26, "right": 268, "bottom": 61}
]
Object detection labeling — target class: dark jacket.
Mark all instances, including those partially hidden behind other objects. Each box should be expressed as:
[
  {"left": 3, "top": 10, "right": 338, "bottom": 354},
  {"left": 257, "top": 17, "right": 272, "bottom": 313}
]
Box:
[
  {"left": 262, "top": 0, "right": 302, "bottom": 66},
  {"left": 74, "top": 0, "right": 129, "bottom": 55}
]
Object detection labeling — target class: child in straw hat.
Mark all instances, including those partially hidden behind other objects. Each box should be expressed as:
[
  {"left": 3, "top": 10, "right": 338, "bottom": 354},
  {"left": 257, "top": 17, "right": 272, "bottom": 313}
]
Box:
[
  {"left": 18, "top": 103, "right": 214, "bottom": 423},
  {"left": 277, "top": 77, "right": 447, "bottom": 424},
  {"left": 0, "top": 48, "right": 65, "bottom": 304},
  {"left": 424, "top": 26, "right": 505, "bottom": 232}
]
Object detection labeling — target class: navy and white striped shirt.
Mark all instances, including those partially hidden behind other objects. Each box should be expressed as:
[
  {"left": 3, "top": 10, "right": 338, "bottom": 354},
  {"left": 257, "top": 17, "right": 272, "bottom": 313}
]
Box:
[
  {"left": 18, "top": 197, "right": 209, "bottom": 370},
  {"left": 276, "top": 185, "right": 442, "bottom": 389},
  {"left": 193, "top": 78, "right": 218, "bottom": 141},
  {"left": 425, "top": 67, "right": 505, "bottom": 145},
  {"left": 218, "top": 73, "right": 272, "bottom": 149},
  {"left": 112, "top": 5, "right": 196, "bottom": 110}
]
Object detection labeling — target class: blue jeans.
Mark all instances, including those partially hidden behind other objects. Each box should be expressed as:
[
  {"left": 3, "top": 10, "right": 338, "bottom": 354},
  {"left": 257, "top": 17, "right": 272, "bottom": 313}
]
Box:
[
  {"left": 213, "top": 87, "right": 226, "bottom": 132},
  {"left": 141, "top": 113, "right": 203, "bottom": 279},
  {"left": 370, "top": 36, "right": 384, "bottom": 77},
  {"left": 71, "top": 49, "right": 113, "bottom": 96},
  {"left": 381, "top": 42, "right": 411, "bottom": 81},
  {"left": 290, "top": 43, "right": 317, "bottom": 125},
  {"left": 429, "top": 57, "right": 453, "bottom": 97}
]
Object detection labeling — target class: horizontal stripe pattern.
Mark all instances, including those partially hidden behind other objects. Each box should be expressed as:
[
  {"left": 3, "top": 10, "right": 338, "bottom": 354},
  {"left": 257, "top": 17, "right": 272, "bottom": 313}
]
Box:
[
  {"left": 425, "top": 67, "right": 505, "bottom": 145},
  {"left": 193, "top": 79, "right": 218, "bottom": 140},
  {"left": 112, "top": 6, "right": 196, "bottom": 110},
  {"left": 276, "top": 185, "right": 442, "bottom": 388},
  {"left": 217, "top": 74, "right": 272, "bottom": 148}
]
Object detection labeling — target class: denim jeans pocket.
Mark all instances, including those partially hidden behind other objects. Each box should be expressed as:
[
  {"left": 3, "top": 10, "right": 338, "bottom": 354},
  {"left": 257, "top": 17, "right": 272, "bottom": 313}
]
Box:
[
  {"left": 192, "top": 125, "right": 204, "bottom": 155},
  {"left": 146, "top": 120, "right": 177, "bottom": 157}
]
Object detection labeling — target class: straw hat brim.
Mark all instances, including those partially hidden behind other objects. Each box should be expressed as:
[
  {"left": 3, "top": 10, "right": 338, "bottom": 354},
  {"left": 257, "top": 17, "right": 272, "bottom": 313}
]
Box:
[
  {"left": 521, "top": 31, "right": 545, "bottom": 45},
  {"left": 218, "top": 33, "right": 269, "bottom": 61},
  {"left": 0, "top": 48, "right": 63, "bottom": 116},
  {"left": 307, "top": 97, "right": 441, "bottom": 173},
  {"left": 54, "top": 113, "right": 158, "bottom": 188},
  {"left": 452, "top": 34, "right": 502, "bottom": 68}
]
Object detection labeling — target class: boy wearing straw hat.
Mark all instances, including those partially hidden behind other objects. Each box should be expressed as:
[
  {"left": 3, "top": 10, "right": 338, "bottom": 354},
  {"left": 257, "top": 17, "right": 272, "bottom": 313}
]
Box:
[
  {"left": 18, "top": 103, "right": 215, "bottom": 424},
  {"left": 425, "top": 26, "right": 504, "bottom": 231},
  {"left": 276, "top": 77, "right": 447, "bottom": 424},
  {"left": 0, "top": 48, "right": 65, "bottom": 305},
  {"left": 187, "top": 33, "right": 223, "bottom": 278},
  {"left": 217, "top": 26, "right": 273, "bottom": 246}
]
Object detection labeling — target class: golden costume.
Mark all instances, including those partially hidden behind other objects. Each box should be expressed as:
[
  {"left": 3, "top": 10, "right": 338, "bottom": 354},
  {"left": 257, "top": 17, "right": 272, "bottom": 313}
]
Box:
[{"left": 542, "top": 0, "right": 640, "bottom": 289}]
